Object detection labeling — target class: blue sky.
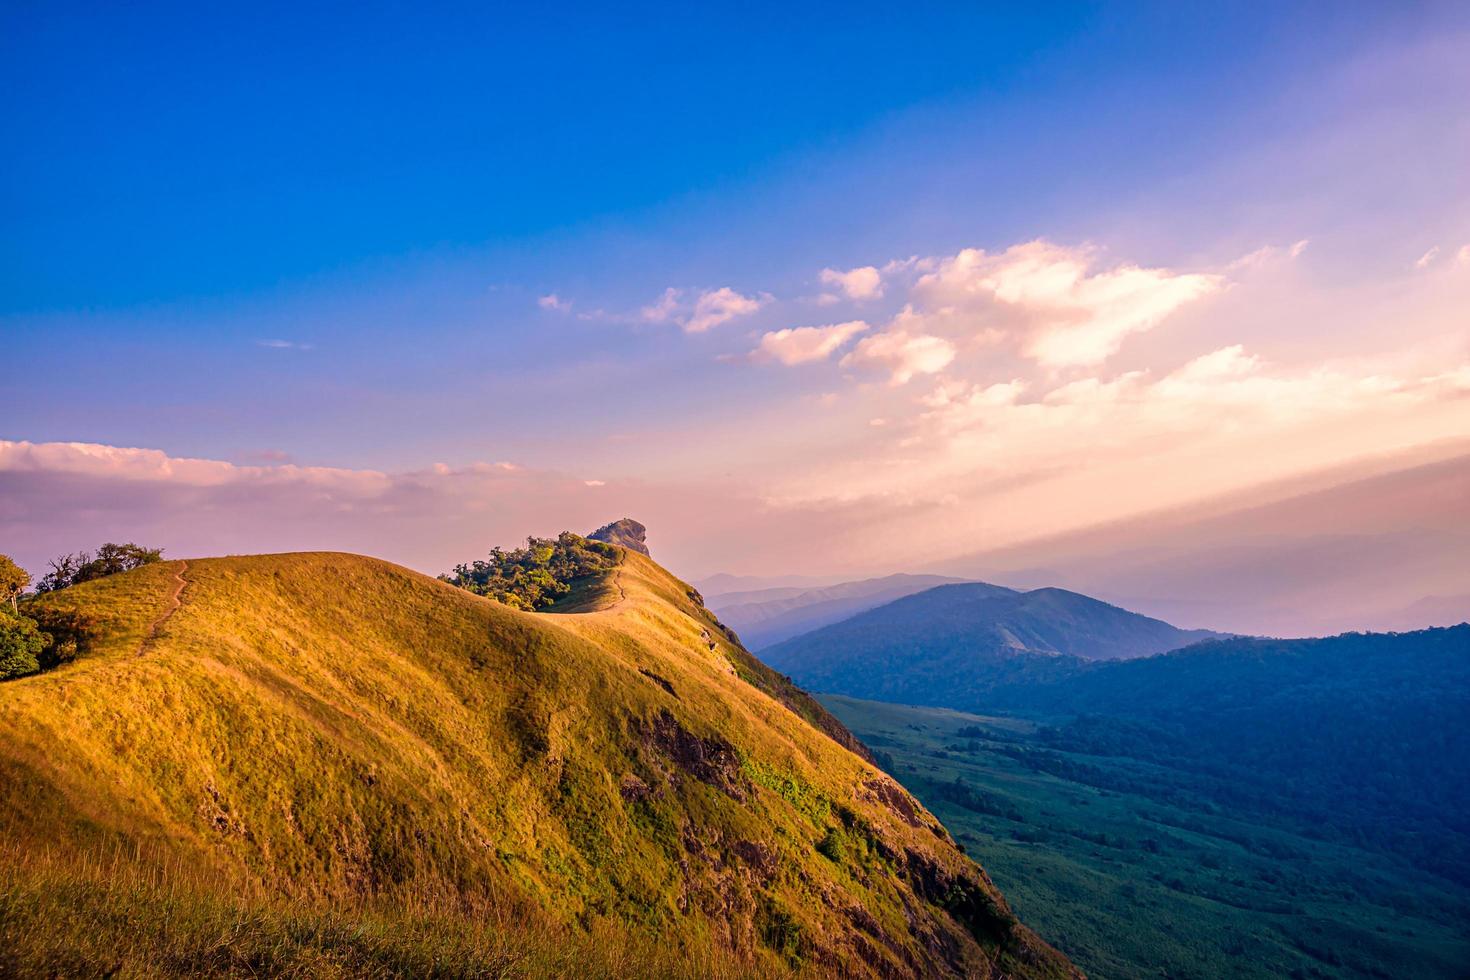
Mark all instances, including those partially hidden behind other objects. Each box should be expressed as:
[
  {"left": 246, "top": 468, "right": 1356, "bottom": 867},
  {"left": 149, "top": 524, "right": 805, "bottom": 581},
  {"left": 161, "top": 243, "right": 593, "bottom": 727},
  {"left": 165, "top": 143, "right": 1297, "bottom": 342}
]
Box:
[
  {"left": 4, "top": 2, "right": 1439, "bottom": 312},
  {"left": 3, "top": 3, "right": 1469, "bottom": 588}
]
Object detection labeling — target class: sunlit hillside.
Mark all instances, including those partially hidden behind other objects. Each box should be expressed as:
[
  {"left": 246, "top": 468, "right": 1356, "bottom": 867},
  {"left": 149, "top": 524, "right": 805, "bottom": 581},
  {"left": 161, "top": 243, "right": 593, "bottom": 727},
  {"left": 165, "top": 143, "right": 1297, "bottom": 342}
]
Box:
[{"left": 0, "top": 547, "right": 1077, "bottom": 979}]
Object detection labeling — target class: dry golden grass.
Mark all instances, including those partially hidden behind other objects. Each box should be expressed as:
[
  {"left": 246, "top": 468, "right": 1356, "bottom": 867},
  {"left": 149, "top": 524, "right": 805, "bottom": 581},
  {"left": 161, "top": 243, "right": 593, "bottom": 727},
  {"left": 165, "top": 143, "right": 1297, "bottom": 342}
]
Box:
[
  {"left": 0, "top": 841, "right": 771, "bottom": 979},
  {"left": 0, "top": 549, "right": 1078, "bottom": 978}
]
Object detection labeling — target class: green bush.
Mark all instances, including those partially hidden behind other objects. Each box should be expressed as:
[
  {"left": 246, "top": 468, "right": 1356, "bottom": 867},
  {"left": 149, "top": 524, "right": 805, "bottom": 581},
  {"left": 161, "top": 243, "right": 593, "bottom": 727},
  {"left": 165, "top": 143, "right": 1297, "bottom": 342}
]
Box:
[
  {"left": 443, "top": 532, "right": 618, "bottom": 611},
  {"left": 25, "top": 607, "right": 99, "bottom": 670},
  {"left": 0, "top": 612, "right": 50, "bottom": 681},
  {"left": 815, "top": 827, "right": 846, "bottom": 863}
]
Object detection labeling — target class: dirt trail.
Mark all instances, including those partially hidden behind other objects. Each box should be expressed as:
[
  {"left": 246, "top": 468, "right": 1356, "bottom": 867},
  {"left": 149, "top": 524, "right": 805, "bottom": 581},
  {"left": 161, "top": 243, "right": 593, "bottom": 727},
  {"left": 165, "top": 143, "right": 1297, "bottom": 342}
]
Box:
[
  {"left": 610, "top": 560, "right": 629, "bottom": 608},
  {"left": 140, "top": 560, "right": 190, "bottom": 653}
]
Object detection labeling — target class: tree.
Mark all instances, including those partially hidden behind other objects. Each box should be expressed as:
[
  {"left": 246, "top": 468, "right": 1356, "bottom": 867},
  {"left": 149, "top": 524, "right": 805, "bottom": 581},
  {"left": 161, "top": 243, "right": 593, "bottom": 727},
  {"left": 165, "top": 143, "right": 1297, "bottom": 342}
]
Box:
[
  {"left": 443, "top": 532, "right": 619, "bottom": 611},
  {"left": 0, "top": 554, "right": 29, "bottom": 614},
  {"left": 35, "top": 543, "right": 164, "bottom": 593},
  {"left": 0, "top": 611, "right": 49, "bottom": 681}
]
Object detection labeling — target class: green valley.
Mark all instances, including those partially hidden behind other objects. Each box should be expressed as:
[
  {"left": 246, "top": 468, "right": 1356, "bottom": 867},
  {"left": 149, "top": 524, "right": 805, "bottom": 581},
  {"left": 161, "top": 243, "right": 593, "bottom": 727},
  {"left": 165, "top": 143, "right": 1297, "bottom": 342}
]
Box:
[{"left": 821, "top": 695, "right": 1470, "bottom": 980}]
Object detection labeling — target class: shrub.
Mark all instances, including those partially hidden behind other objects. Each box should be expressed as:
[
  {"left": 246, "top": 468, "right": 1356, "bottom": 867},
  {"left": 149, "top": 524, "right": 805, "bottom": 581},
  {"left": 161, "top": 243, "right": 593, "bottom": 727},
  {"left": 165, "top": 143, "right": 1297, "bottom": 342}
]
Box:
[
  {"left": 0, "top": 612, "right": 49, "bottom": 681},
  {"left": 816, "top": 827, "right": 846, "bottom": 863},
  {"left": 25, "top": 607, "right": 100, "bottom": 670}
]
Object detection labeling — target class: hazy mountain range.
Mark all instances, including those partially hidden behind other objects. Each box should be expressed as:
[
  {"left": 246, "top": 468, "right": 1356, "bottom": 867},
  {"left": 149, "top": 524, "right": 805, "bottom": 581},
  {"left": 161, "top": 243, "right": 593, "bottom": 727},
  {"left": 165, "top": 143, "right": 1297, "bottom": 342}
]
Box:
[
  {"left": 762, "top": 582, "right": 1221, "bottom": 707},
  {"left": 694, "top": 447, "right": 1470, "bottom": 639},
  {"left": 930, "top": 449, "right": 1470, "bottom": 636},
  {"left": 703, "top": 573, "right": 971, "bottom": 650}
]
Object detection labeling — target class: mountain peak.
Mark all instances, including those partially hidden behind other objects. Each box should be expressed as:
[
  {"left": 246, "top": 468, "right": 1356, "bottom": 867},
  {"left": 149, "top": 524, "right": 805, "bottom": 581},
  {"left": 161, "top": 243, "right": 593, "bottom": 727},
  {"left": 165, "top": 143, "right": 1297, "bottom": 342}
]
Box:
[{"left": 588, "top": 517, "right": 649, "bottom": 555}]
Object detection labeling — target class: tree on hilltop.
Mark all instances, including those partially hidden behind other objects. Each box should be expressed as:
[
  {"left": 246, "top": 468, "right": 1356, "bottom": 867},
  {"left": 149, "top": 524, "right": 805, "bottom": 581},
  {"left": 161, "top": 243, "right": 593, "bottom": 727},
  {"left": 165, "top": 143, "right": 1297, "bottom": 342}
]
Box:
[
  {"left": 36, "top": 543, "right": 163, "bottom": 593},
  {"left": 444, "top": 532, "right": 618, "bottom": 611},
  {"left": 0, "top": 555, "right": 29, "bottom": 614}
]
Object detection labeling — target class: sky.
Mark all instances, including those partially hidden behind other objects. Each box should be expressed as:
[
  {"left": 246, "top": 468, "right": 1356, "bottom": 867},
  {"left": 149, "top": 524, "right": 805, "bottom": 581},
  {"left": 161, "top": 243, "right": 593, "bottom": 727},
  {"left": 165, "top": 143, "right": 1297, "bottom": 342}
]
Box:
[{"left": 4, "top": 3, "right": 1470, "bottom": 608}]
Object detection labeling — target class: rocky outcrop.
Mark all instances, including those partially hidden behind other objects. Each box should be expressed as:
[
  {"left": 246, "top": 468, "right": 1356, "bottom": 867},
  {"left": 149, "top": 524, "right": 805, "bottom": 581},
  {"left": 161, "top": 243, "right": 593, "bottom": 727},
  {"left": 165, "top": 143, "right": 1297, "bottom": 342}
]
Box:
[{"left": 588, "top": 518, "right": 650, "bottom": 556}]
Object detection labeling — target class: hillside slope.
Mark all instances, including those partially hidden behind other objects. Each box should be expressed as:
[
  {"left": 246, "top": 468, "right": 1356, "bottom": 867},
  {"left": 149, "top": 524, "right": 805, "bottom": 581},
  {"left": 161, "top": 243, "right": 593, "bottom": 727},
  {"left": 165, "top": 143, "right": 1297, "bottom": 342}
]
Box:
[
  {"left": 0, "top": 549, "right": 1077, "bottom": 979},
  {"left": 763, "top": 583, "right": 1219, "bottom": 709},
  {"left": 980, "top": 626, "right": 1470, "bottom": 884},
  {"left": 708, "top": 574, "right": 978, "bottom": 650}
]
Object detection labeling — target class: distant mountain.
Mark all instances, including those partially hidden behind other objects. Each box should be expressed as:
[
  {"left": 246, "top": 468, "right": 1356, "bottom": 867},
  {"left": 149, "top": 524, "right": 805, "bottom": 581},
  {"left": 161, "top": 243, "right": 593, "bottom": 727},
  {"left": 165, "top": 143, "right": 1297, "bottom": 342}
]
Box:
[
  {"left": 707, "top": 573, "right": 973, "bottom": 649},
  {"left": 1375, "top": 593, "right": 1470, "bottom": 632},
  {"left": 931, "top": 449, "right": 1470, "bottom": 636},
  {"left": 763, "top": 583, "right": 1221, "bottom": 707},
  {"left": 695, "top": 571, "right": 848, "bottom": 599}
]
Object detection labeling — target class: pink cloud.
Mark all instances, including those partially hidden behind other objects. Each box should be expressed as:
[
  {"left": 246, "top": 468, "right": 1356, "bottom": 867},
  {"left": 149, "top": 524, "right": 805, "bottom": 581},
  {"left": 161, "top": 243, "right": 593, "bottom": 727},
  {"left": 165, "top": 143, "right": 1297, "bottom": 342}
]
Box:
[
  {"left": 753, "top": 320, "right": 869, "bottom": 365},
  {"left": 912, "top": 241, "right": 1222, "bottom": 368},
  {"left": 840, "top": 329, "right": 956, "bottom": 385},
  {"left": 819, "top": 265, "right": 884, "bottom": 301}
]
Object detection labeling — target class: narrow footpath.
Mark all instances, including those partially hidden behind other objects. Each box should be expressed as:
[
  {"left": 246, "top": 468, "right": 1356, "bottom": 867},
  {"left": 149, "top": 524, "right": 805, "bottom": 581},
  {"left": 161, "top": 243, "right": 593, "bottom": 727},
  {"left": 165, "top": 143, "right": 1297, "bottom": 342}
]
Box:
[{"left": 140, "top": 560, "right": 190, "bottom": 653}]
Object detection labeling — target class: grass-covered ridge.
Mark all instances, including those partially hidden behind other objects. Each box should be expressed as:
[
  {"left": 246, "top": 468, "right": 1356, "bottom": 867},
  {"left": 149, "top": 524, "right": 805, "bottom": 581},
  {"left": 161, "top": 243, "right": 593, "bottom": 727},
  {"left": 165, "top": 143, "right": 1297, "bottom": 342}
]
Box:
[{"left": 0, "top": 547, "right": 1077, "bottom": 978}]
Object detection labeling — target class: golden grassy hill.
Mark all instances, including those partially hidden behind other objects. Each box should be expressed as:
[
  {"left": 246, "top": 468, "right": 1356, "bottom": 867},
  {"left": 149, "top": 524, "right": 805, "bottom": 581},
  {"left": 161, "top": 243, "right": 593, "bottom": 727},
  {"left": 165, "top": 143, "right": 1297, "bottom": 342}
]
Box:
[{"left": 0, "top": 547, "right": 1079, "bottom": 979}]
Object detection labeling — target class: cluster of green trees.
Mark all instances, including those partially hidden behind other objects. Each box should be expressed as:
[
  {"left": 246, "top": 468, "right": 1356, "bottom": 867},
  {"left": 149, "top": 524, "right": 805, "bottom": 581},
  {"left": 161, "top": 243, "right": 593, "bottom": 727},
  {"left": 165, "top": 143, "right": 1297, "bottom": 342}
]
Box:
[
  {"left": 0, "top": 543, "right": 158, "bottom": 680},
  {"left": 34, "top": 543, "right": 163, "bottom": 593},
  {"left": 1, "top": 555, "right": 51, "bottom": 680},
  {"left": 442, "top": 532, "right": 619, "bottom": 611}
]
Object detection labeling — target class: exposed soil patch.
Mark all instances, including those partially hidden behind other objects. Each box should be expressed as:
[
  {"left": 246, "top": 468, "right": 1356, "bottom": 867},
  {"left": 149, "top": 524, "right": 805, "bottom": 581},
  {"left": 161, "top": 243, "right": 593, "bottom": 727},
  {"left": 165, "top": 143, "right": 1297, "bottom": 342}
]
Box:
[
  {"left": 861, "top": 775, "right": 925, "bottom": 828},
  {"left": 635, "top": 709, "right": 748, "bottom": 801}
]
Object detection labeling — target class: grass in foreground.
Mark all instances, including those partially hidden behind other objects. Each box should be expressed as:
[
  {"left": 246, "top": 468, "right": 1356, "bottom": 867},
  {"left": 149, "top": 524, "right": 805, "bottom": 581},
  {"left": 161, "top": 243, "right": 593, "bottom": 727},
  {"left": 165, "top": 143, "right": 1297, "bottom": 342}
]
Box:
[{"left": 0, "top": 844, "right": 768, "bottom": 979}]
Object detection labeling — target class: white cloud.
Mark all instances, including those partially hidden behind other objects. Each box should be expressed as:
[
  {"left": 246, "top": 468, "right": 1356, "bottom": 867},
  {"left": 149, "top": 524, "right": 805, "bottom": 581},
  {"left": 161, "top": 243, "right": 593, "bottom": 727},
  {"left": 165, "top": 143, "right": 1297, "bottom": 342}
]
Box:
[
  {"left": 638, "top": 286, "right": 768, "bottom": 332},
  {"left": 257, "top": 339, "right": 314, "bottom": 350},
  {"left": 1459, "top": 244, "right": 1470, "bottom": 267},
  {"left": 754, "top": 320, "right": 869, "bottom": 365},
  {"left": 1415, "top": 246, "right": 1441, "bottom": 269},
  {"left": 1229, "top": 239, "right": 1309, "bottom": 270},
  {"left": 538, "top": 293, "right": 572, "bottom": 311},
  {"left": 841, "top": 330, "right": 956, "bottom": 385},
  {"left": 0, "top": 440, "right": 391, "bottom": 491},
  {"left": 0, "top": 440, "right": 637, "bottom": 576},
  {"left": 913, "top": 241, "right": 1222, "bottom": 368},
  {"left": 1169, "top": 343, "right": 1260, "bottom": 381},
  {"left": 640, "top": 287, "right": 682, "bottom": 323},
  {"left": 913, "top": 346, "right": 1468, "bottom": 452},
  {"left": 685, "top": 287, "right": 767, "bottom": 333},
  {"left": 820, "top": 265, "right": 884, "bottom": 301}
]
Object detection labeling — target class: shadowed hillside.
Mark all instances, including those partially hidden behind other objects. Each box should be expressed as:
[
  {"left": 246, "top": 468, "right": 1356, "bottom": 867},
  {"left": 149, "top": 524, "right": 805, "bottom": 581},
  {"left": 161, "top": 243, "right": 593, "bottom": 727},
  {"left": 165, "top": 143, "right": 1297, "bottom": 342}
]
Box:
[{"left": 0, "top": 547, "right": 1077, "bottom": 979}]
